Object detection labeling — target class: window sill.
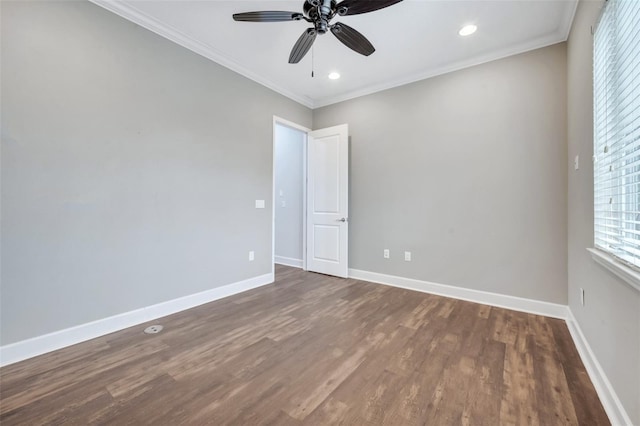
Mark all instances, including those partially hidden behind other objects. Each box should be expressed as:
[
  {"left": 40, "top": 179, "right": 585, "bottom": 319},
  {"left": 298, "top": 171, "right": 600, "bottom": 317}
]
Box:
[{"left": 587, "top": 248, "right": 640, "bottom": 292}]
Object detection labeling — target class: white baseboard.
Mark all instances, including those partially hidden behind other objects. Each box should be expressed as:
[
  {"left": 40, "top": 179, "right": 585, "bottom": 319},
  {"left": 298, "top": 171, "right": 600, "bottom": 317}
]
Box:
[
  {"left": 275, "top": 256, "right": 303, "bottom": 269},
  {"left": 348, "top": 268, "right": 631, "bottom": 425},
  {"left": 566, "top": 310, "right": 633, "bottom": 426},
  {"left": 348, "top": 269, "right": 569, "bottom": 319},
  {"left": 2, "top": 268, "right": 630, "bottom": 426},
  {"left": 0, "top": 273, "right": 274, "bottom": 367}
]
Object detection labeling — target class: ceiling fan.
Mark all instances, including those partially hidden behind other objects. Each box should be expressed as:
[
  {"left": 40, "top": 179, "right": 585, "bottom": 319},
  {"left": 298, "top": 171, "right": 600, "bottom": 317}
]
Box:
[{"left": 232, "top": 0, "right": 404, "bottom": 64}]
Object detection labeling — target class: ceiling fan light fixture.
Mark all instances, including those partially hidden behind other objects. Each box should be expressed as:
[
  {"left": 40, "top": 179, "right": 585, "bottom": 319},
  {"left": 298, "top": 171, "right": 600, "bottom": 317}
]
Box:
[
  {"left": 459, "top": 24, "right": 477, "bottom": 36},
  {"left": 328, "top": 72, "right": 341, "bottom": 80}
]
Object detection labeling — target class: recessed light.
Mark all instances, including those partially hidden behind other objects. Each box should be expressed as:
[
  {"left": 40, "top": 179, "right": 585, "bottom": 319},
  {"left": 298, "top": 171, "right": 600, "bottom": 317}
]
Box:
[
  {"left": 459, "top": 24, "right": 477, "bottom": 36},
  {"left": 328, "top": 72, "right": 341, "bottom": 80}
]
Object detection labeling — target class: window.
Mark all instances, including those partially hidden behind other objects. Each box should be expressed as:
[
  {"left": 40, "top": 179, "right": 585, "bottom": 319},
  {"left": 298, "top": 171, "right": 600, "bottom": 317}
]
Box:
[{"left": 593, "top": 0, "right": 640, "bottom": 269}]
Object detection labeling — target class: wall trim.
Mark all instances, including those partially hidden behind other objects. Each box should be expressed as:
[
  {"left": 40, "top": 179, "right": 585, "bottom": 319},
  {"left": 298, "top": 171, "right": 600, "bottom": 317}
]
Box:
[
  {"left": 275, "top": 256, "right": 304, "bottom": 269},
  {"left": 587, "top": 247, "right": 640, "bottom": 293},
  {"left": 0, "top": 273, "right": 274, "bottom": 367},
  {"left": 348, "top": 268, "right": 631, "bottom": 425},
  {"left": 89, "top": 0, "right": 574, "bottom": 110},
  {"left": 348, "top": 268, "right": 569, "bottom": 319},
  {"left": 2, "top": 267, "right": 630, "bottom": 425},
  {"left": 561, "top": 0, "right": 580, "bottom": 41},
  {"left": 88, "top": 0, "right": 314, "bottom": 108},
  {"left": 566, "top": 310, "right": 633, "bottom": 426},
  {"left": 312, "top": 33, "right": 570, "bottom": 108}
]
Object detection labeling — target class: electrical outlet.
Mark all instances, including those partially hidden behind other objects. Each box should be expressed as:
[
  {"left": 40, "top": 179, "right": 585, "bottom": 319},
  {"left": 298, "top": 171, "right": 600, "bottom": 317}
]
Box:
[
  {"left": 404, "top": 251, "right": 412, "bottom": 261},
  {"left": 580, "top": 288, "right": 585, "bottom": 306},
  {"left": 383, "top": 249, "right": 390, "bottom": 259},
  {"left": 249, "top": 251, "right": 255, "bottom": 261}
]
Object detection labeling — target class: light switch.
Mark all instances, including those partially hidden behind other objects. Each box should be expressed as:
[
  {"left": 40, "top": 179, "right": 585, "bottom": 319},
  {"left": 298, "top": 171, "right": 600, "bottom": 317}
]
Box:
[
  {"left": 279, "top": 189, "right": 284, "bottom": 196},
  {"left": 281, "top": 200, "right": 286, "bottom": 207},
  {"left": 404, "top": 251, "right": 412, "bottom": 261},
  {"left": 255, "top": 200, "right": 265, "bottom": 209},
  {"left": 574, "top": 155, "right": 579, "bottom": 170}
]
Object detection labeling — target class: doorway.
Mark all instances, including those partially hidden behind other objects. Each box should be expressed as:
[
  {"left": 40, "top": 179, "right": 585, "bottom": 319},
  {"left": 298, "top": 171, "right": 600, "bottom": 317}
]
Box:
[
  {"left": 273, "top": 119, "right": 308, "bottom": 270},
  {"left": 272, "top": 117, "right": 349, "bottom": 278}
]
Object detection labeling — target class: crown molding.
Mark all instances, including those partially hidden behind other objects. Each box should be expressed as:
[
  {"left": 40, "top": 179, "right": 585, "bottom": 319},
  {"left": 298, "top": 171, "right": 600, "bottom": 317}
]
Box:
[
  {"left": 88, "top": 0, "right": 315, "bottom": 109},
  {"left": 561, "top": 0, "right": 580, "bottom": 41},
  {"left": 313, "top": 28, "right": 572, "bottom": 108},
  {"left": 89, "top": 0, "right": 577, "bottom": 110}
]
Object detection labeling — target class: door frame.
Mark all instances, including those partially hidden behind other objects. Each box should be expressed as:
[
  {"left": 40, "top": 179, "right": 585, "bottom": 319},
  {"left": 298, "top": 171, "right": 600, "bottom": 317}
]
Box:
[{"left": 272, "top": 116, "right": 311, "bottom": 276}]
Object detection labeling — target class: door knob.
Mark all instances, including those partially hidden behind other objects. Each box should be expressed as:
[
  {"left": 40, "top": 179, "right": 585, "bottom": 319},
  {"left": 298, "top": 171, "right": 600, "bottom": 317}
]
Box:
[{"left": 337, "top": 218, "right": 348, "bottom": 222}]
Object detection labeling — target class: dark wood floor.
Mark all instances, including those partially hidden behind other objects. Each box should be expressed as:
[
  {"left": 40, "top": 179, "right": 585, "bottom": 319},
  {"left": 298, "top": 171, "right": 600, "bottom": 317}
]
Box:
[{"left": 0, "top": 265, "right": 609, "bottom": 425}]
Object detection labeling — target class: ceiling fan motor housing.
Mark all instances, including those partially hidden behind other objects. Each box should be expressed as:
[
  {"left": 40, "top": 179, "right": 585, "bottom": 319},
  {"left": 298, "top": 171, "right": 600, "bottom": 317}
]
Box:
[{"left": 304, "top": 0, "right": 337, "bottom": 34}]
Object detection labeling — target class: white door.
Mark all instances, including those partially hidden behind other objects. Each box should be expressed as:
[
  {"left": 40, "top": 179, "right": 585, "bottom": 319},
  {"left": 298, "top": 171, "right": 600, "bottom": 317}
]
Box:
[{"left": 306, "top": 124, "right": 349, "bottom": 278}]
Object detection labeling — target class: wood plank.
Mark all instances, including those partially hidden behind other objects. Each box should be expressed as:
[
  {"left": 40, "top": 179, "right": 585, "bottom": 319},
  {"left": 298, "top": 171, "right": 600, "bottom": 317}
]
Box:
[{"left": 0, "top": 265, "right": 609, "bottom": 425}]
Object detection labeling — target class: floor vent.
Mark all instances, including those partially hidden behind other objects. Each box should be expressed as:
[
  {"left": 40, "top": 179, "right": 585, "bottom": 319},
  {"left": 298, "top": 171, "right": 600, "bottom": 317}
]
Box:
[{"left": 144, "top": 325, "right": 164, "bottom": 334}]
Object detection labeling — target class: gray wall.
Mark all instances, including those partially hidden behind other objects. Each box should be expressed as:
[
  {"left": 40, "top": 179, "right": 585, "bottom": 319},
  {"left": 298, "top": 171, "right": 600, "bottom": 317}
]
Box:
[
  {"left": 314, "top": 43, "right": 568, "bottom": 304},
  {"left": 4, "top": 5, "right": 637, "bottom": 421},
  {"left": 0, "top": 0, "right": 311, "bottom": 345},
  {"left": 567, "top": 0, "right": 640, "bottom": 423},
  {"left": 274, "top": 124, "right": 305, "bottom": 262}
]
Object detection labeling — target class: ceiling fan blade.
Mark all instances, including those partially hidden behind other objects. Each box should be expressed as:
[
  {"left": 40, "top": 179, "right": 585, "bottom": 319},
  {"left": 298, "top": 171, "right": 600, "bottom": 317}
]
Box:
[
  {"left": 233, "top": 11, "right": 303, "bottom": 22},
  {"left": 330, "top": 22, "right": 375, "bottom": 56},
  {"left": 336, "top": 0, "right": 403, "bottom": 16},
  {"left": 289, "top": 28, "right": 317, "bottom": 64}
]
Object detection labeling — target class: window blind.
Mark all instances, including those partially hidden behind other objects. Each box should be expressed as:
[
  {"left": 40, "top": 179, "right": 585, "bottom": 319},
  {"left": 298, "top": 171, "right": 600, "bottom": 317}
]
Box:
[{"left": 593, "top": 0, "right": 640, "bottom": 268}]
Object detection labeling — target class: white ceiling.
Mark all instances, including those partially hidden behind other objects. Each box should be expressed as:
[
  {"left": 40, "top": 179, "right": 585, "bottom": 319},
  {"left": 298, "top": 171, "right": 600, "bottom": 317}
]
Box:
[{"left": 90, "top": 0, "right": 577, "bottom": 108}]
